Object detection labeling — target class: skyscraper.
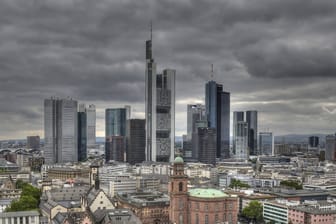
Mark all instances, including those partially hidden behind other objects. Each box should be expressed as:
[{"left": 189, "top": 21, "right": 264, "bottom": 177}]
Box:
[
  {"left": 26, "top": 136, "right": 40, "bottom": 150},
  {"left": 78, "top": 104, "right": 87, "bottom": 161},
  {"left": 205, "top": 80, "right": 230, "bottom": 159},
  {"left": 259, "top": 132, "right": 273, "bottom": 156},
  {"left": 105, "top": 108, "right": 127, "bottom": 162},
  {"left": 233, "top": 111, "right": 244, "bottom": 155},
  {"left": 325, "top": 134, "right": 336, "bottom": 161},
  {"left": 44, "top": 97, "right": 78, "bottom": 164},
  {"left": 234, "top": 121, "right": 248, "bottom": 160},
  {"left": 185, "top": 104, "right": 206, "bottom": 160},
  {"left": 126, "top": 119, "right": 146, "bottom": 164},
  {"left": 198, "top": 127, "right": 217, "bottom": 165},
  {"left": 86, "top": 104, "right": 96, "bottom": 147},
  {"left": 246, "top": 110, "right": 258, "bottom": 155},
  {"left": 145, "top": 32, "right": 175, "bottom": 162}
]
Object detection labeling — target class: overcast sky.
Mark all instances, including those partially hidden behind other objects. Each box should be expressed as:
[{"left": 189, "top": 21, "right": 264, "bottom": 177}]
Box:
[{"left": 1, "top": 0, "right": 336, "bottom": 140}]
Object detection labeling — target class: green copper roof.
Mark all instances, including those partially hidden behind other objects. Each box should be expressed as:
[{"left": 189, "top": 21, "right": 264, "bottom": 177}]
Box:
[
  {"left": 174, "top": 156, "right": 184, "bottom": 163},
  {"left": 188, "top": 188, "right": 228, "bottom": 198}
]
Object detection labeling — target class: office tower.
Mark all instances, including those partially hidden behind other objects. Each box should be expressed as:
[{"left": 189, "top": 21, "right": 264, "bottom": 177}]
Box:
[
  {"left": 246, "top": 111, "right": 258, "bottom": 155},
  {"left": 325, "top": 134, "right": 336, "bottom": 161},
  {"left": 191, "top": 120, "right": 208, "bottom": 160},
  {"left": 259, "top": 132, "right": 273, "bottom": 156},
  {"left": 205, "top": 81, "right": 230, "bottom": 159},
  {"left": 105, "top": 136, "right": 126, "bottom": 162},
  {"left": 309, "top": 136, "right": 319, "bottom": 148},
  {"left": 198, "top": 127, "right": 217, "bottom": 165},
  {"left": 185, "top": 104, "right": 206, "bottom": 160},
  {"left": 187, "top": 104, "right": 206, "bottom": 141},
  {"left": 26, "top": 136, "right": 40, "bottom": 150},
  {"left": 145, "top": 34, "right": 175, "bottom": 162},
  {"left": 105, "top": 108, "right": 127, "bottom": 162},
  {"left": 125, "top": 105, "right": 131, "bottom": 120},
  {"left": 78, "top": 104, "right": 87, "bottom": 161},
  {"left": 126, "top": 119, "right": 146, "bottom": 164},
  {"left": 86, "top": 104, "right": 96, "bottom": 147},
  {"left": 44, "top": 97, "right": 78, "bottom": 164},
  {"left": 233, "top": 111, "right": 244, "bottom": 155},
  {"left": 234, "top": 121, "right": 248, "bottom": 160}
]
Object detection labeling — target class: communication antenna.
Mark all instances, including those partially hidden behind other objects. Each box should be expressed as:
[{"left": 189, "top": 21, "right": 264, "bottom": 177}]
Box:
[
  {"left": 150, "top": 21, "right": 152, "bottom": 41},
  {"left": 210, "top": 64, "right": 214, "bottom": 80}
]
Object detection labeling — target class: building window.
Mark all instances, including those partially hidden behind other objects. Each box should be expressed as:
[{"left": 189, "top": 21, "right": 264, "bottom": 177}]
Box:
[
  {"left": 215, "top": 214, "right": 219, "bottom": 223},
  {"left": 179, "top": 213, "right": 183, "bottom": 224},
  {"left": 205, "top": 203, "right": 208, "bottom": 211},
  {"left": 179, "top": 199, "right": 184, "bottom": 209},
  {"left": 196, "top": 202, "right": 199, "bottom": 210},
  {"left": 179, "top": 182, "right": 183, "bottom": 192},
  {"left": 205, "top": 215, "right": 209, "bottom": 224},
  {"left": 196, "top": 213, "right": 199, "bottom": 224}
]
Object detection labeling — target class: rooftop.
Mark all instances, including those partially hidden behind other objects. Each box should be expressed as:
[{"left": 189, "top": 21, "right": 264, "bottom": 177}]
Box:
[
  {"left": 174, "top": 156, "right": 184, "bottom": 164},
  {"left": 188, "top": 188, "right": 228, "bottom": 198}
]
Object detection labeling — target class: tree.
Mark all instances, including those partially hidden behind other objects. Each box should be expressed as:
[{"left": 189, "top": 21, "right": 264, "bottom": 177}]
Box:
[
  {"left": 280, "top": 180, "right": 303, "bottom": 190},
  {"left": 229, "top": 179, "right": 250, "bottom": 188},
  {"left": 5, "top": 182, "right": 41, "bottom": 212},
  {"left": 242, "top": 200, "right": 263, "bottom": 223}
]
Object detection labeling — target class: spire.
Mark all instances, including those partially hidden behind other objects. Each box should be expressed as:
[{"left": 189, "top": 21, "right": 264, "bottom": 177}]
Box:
[
  {"left": 210, "top": 64, "right": 214, "bottom": 80},
  {"left": 150, "top": 20, "right": 152, "bottom": 42}
]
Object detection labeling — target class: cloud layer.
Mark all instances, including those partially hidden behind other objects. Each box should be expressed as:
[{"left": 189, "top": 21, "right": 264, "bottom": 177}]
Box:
[{"left": 1, "top": 0, "right": 336, "bottom": 139}]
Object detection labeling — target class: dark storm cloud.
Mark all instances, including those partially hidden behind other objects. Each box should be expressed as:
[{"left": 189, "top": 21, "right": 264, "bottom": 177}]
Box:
[{"left": 1, "top": 0, "right": 336, "bottom": 139}]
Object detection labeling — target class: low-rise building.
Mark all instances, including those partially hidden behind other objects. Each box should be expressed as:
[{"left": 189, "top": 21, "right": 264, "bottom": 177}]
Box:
[
  {"left": 0, "top": 211, "right": 40, "bottom": 224},
  {"left": 263, "top": 200, "right": 299, "bottom": 224},
  {"left": 116, "top": 191, "right": 170, "bottom": 224},
  {"left": 288, "top": 201, "right": 336, "bottom": 224}
]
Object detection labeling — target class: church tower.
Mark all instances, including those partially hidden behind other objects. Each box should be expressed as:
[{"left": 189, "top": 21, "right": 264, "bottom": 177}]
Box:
[{"left": 169, "top": 156, "right": 188, "bottom": 224}]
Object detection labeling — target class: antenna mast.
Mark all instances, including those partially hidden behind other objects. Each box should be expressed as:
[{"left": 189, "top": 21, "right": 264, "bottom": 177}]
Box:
[{"left": 211, "top": 64, "right": 214, "bottom": 80}]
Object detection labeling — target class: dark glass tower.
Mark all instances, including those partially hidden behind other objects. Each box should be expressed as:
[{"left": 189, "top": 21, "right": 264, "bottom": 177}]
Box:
[
  {"left": 246, "top": 111, "right": 258, "bottom": 155},
  {"left": 198, "top": 127, "right": 217, "bottom": 165},
  {"left": 205, "top": 81, "right": 230, "bottom": 159},
  {"left": 105, "top": 108, "right": 127, "bottom": 162},
  {"left": 78, "top": 108, "right": 87, "bottom": 162},
  {"left": 126, "top": 119, "right": 146, "bottom": 164}
]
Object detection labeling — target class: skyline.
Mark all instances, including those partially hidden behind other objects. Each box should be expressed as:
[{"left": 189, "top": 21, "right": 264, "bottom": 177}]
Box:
[{"left": 1, "top": 0, "right": 336, "bottom": 140}]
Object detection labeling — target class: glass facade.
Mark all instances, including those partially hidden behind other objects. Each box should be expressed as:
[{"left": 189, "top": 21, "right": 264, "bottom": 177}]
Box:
[
  {"left": 78, "top": 111, "right": 87, "bottom": 161},
  {"left": 205, "top": 81, "right": 230, "bottom": 159},
  {"left": 246, "top": 110, "right": 258, "bottom": 155},
  {"left": 105, "top": 108, "right": 126, "bottom": 137}
]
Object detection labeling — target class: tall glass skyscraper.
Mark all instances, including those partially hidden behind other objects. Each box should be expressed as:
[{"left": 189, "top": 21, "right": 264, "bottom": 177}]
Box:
[
  {"left": 44, "top": 97, "right": 78, "bottom": 164},
  {"left": 205, "top": 81, "right": 230, "bottom": 159},
  {"left": 246, "top": 110, "right": 258, "bottom": 155},
  {"left": 86, "top": 104, "right": 96, "bottom": 147},
  {"left": 105, "top": 108, "right": 127, "bottom": 137},
  {"left": 105, "top": 108, "right": 127, "bottom": 162},
  {"left": 78, "top": 104, "right": 87, "bottom": 162},
  {"left": 259, "top": 132, "right": 273, "bottom": 155},
  {"left": 233, "top": 111, "right": 244, "bottom": 156},
  {"left": 126, "top": 119, "right": 146, "bottom": 164},
  {"left": 145, "top": 33, "right": 175, "bottom": 162}
]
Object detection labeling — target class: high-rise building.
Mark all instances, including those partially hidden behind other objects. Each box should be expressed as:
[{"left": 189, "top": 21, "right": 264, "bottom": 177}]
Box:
[
  {"left": 86, "top": 104, "right": 96, "bottom": 147},
  {"left": 26, "top": 136, "right": 40, "bottom": 150},
  {"left": 44, "top": 98, "right": 78, "bottom": 164},
  {"left": 185, "top": 104, "right": 206, "bottom": 160},
  {"left": 105, "top": 108, "right": 127, "bottom": 162},
  {"left": 234, "top": 121, "right": 248, "bottom": 160},
  {"left": 246, "top": 110, "right": 258, "bottom": 155},
  {"left": 259, "top": 132, "right": 273, "bottom": 156},
  {"left": 105, "top": 136, "right": 126, "bottom": 162},
  {"left": 233, "top": 111, "right": 244, "bottom": 155},
  {"left": 325, "top": 134, "right": 336, "bottom": 161},
  {"left": 126, "top": 119, "right": 146, "bottom": 164},
  {"left": 145, "top": 34, "right": 175, "bottom": 162},
  {"left": 78, "top": 104, "right": 87, "bottom": 162},
  {"left": 198, "top": 127, "right": 217, "bottom": 165},
  {"left": 205, "top": 81, "right": 230, "bottom": 159},
  {"left": 309, "top": 136, "right": 319, "bottom": 148},
  {"left": 187, "top": 104, "right": 206, "bottom": 141}
]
